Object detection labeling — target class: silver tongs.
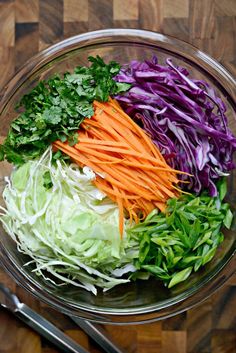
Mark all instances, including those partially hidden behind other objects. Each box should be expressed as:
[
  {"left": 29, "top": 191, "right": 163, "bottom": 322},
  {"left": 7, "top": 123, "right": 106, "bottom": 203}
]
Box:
[
  {"left": 0, "top": 283, "right": 126, "bottom": 353},
  {"left": 71, "top": 316, "right": 125, "bottom": 353},
  {"left": 0, "top": 283, "right": 89, "bottom": 353}
]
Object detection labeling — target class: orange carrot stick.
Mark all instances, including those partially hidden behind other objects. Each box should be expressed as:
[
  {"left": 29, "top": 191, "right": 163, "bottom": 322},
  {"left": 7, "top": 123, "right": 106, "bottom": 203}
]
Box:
[{"left": 53, "top": 99, "right": 185, "bottom": 237}]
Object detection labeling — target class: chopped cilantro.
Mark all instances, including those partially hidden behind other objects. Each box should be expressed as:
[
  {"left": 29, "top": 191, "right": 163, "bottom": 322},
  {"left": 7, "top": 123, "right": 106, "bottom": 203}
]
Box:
[
  {"left": 43, "top": 171, "right": 53, "bottom": 189},
  {"left": 0, "top": 56, "right": 130, "bottom": 165}
]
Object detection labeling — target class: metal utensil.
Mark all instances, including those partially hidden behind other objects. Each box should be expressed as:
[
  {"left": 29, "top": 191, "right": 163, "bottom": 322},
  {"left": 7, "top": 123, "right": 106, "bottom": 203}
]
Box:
[
  {"left": 71, "top": 316, "right": 126, "bottom": 353},
  {"left": 0, "top": 283, "right": 89, "bottom": 353}
]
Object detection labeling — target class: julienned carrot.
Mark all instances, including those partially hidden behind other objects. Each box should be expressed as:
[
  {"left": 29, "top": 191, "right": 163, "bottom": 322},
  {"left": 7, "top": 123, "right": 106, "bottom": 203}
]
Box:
[
  {"left": 94, "top": 100, "right": 166, "bottom": 161},
  {"left": 75, "top": 143, "right": 173, "bottom": 169},
  {"left": 53, "top": 99, "right": 186, "bottom": 237},
  {"left": 78, "top": 138, "right": 128, "bottom": 148}
]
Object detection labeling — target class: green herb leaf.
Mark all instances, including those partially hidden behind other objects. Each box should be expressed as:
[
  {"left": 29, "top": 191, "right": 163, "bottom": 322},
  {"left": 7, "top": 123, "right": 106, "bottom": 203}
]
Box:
[
  {"left": 217, "top": 177, "right": 227, "bottom": 201},
  {"left": 43, "top": 171, "right": 53, "bottom": 189},
  {"left": 142, "top": 265, "right": 171, "bottom": 280},
  {"left": 138, "top": 232, "right": 150, "bottom": 264},
  {"left": 224, "top": 209, "right": 233, "bottom": 229},
  {"left": 0, "top": 56, "right": 131, "bottom": 165},
  {"left": 130, "top": 181, "right": 233, "bottom": 289},
  {"left": 168, "top": 267, "right": 192, "bottom": 288},
  {"left": 202, "top": 246, "right": 217, "bottom": 265}
]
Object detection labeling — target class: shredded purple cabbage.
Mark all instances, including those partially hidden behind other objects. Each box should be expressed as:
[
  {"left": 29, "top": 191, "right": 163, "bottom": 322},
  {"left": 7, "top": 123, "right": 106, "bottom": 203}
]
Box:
[{"left": 114, "top": 57, "right": 236, "bottom": 196}]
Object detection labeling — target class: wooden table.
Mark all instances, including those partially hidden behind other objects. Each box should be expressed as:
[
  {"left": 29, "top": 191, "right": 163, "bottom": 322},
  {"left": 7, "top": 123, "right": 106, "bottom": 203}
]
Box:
[{"left": 0, "top": 1, "right": 235, "bottom": 352}]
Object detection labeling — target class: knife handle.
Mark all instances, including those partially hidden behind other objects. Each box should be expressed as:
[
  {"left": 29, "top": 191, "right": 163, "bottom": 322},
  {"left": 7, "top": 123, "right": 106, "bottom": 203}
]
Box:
[{"left": 15, "top": 303, "right": 89, "bottom": 353}]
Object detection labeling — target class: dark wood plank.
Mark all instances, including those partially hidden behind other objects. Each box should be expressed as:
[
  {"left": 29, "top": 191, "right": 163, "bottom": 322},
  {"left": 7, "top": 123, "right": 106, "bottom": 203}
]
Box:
[
  {"left": 39, "top": 0, "right": 63, "bottom": 50},
  {"left": 88, "top": 0, "right": 113, "bottom": 30},
  {"left": 15, "top": 23, "right": 39, "bottom": 70},
  {"left": 187, "top": 299, "right": 212, "bottom": 353}
]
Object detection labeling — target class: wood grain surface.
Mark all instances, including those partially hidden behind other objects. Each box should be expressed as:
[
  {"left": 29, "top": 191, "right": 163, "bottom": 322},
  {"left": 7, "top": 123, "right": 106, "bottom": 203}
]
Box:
[{"left": 0, "top": 1, "right": 235, "bottom": 352}]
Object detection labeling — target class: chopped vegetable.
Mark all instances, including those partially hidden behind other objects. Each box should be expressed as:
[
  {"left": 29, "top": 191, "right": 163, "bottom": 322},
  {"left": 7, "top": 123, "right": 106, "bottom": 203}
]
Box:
[
  {"left": 53, "top": 99, "right": 186, "bottom": 236},
  {"left": 0, "top": 148, "right": 139, "bottom": 294},
  {"left": 115, "top": 57, "right": 236, "bottom": 196},
  {"left": 0, "top": 56, "right": 130, "bottom": 165},
  {"left": 129, "top": 178, "right": 233, "bottom": 288},
  {"left": 0, "top": 54, "right": 235, "bottom": 294}
]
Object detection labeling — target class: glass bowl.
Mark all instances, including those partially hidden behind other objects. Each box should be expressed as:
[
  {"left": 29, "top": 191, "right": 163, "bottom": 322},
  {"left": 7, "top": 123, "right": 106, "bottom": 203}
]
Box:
[{"left": 0, "top": 29, "right": 235, "bottom": 324}]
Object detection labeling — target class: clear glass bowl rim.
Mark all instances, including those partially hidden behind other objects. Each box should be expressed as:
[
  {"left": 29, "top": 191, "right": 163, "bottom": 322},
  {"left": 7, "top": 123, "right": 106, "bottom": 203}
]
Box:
[{"left": 0, "top": 28, "right": 235, "bottom": 324}]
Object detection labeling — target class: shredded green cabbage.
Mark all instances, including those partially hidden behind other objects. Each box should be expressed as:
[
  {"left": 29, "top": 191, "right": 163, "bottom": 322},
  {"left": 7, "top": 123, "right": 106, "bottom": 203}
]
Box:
[{"left": 0, "top": 148, "right": 139, "bottom": 294}]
